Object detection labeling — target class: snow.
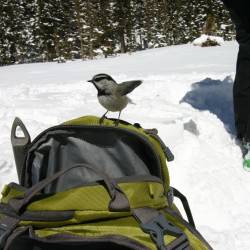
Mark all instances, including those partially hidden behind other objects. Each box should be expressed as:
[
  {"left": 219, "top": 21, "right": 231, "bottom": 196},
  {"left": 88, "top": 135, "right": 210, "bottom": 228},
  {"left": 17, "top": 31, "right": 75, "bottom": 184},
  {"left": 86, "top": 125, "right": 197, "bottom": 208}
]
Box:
[
  {"left": 181, "top": 76, "right": 235, "bottom": 134},
  {"left": 193, "top": 34, "right": 224, "bottom": 46},
  {"left": 0, "top": 41, "right": 249, "bottom": 249}
]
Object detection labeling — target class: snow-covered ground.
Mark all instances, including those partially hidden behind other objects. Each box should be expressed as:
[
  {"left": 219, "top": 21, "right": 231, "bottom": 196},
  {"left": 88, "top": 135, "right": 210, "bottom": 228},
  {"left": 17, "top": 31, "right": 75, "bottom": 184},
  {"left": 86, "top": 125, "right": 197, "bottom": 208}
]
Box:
[{"left": 0, "top": 41, "right": 249, "bottom": 249}]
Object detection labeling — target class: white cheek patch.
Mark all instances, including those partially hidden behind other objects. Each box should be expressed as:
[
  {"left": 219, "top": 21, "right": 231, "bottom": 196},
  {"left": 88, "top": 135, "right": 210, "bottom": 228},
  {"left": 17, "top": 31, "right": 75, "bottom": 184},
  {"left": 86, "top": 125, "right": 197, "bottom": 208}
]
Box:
[{"left": 96, "top": 80, "right": 114, "bottom": 91}]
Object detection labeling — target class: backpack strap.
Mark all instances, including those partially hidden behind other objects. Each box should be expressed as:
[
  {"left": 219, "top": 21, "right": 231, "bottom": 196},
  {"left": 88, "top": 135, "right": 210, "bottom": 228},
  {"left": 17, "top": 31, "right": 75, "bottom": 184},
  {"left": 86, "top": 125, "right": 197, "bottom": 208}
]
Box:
[
  {"left": 0, "top": 164, "right": 130, "bottom": 249},
  {"left": 144, "top": 129, "right": 174, "bottom": 162},
  {"left": 9, "top": 163, "right": 130, "bottom": 214},
  {"left": 172, "top": 188, "right": 195, "bottom": 228},
  {"left": 0, "top": 215, "right": 20, "bottom": 249},
  {"left": 132, "top": 207, "right": 190, "bottom": 250}
]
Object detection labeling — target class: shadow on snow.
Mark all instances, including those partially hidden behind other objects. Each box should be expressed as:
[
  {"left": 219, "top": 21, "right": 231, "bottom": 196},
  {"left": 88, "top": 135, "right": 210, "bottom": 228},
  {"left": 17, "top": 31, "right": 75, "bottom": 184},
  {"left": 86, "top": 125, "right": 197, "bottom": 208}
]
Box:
[{"left": 180, "top": 76, "right": 236, "bottom": 136}]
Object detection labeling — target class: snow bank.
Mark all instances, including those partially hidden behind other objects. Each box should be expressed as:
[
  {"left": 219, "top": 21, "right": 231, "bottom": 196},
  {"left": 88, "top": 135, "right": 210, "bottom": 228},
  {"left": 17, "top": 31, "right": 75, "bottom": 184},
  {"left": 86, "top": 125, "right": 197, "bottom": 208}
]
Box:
[
  {"left": 1, "top": 41, "right": 250, "bottom": 249},
  {"left": 193, "top": 34, "right": 224, "bottom": 47}
]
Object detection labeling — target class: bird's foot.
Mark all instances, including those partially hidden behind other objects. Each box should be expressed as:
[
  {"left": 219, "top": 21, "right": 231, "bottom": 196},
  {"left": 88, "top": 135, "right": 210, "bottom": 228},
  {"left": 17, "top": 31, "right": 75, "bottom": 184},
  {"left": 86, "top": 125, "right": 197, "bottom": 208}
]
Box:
[
  {"left": 99, "top": 111, "right": 109, "bottom": 125},
  {"left": 114, "top": 111, "right": 121, "bottom": 127},
  {"left": 99, "top": 115, "right": 106, "bottom": 125},
  {"left": 114, "top": 118, "right": 121, "bottom": 127}
]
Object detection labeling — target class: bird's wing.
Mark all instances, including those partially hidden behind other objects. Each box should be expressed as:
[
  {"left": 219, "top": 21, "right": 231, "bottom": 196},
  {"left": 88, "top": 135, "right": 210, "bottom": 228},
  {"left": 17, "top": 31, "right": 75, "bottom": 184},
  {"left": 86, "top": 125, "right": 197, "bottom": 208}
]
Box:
[{"left": 116, "top": 80, "right": 142, "bottom": 96}]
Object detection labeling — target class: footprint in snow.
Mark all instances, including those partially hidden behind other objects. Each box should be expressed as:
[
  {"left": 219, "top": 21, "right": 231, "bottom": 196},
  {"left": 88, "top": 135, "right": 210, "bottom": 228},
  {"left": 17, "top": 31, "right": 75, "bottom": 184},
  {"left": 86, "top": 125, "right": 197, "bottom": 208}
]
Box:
[{"left": 0, "top": 161, "right": 13, "bottom": 174}]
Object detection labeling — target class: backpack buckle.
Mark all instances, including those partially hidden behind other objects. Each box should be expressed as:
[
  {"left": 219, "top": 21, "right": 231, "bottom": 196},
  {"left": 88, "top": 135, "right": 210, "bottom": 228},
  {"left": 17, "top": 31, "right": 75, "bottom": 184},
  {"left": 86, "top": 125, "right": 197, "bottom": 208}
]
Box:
[{"left": 141, "top": 213, "right": 189, "bottom": 250}]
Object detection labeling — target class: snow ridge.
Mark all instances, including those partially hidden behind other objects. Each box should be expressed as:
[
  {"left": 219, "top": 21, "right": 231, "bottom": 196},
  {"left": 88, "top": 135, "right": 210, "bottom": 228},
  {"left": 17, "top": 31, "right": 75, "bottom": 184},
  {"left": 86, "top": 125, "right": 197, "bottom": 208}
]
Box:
[{"left": 0, "top": 42, "right": 249, "bottom": 249}]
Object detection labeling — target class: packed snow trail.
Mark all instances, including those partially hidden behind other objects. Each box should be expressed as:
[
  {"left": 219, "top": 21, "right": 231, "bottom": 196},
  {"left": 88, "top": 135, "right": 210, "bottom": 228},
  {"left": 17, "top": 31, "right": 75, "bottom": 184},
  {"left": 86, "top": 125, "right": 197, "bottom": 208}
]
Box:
[{"left": 0, "top": 42, "right": 249, "bottom": 249}]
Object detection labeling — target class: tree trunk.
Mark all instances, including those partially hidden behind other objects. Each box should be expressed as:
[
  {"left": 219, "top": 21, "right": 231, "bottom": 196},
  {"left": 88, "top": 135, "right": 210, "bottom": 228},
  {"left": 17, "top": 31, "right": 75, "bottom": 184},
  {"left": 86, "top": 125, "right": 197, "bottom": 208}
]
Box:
[
  {"left": 74, "top": 0, "right": 84, "bottom": 60},
  {"left": 120, "top": 33, "right": 126, "bottom": 53}
]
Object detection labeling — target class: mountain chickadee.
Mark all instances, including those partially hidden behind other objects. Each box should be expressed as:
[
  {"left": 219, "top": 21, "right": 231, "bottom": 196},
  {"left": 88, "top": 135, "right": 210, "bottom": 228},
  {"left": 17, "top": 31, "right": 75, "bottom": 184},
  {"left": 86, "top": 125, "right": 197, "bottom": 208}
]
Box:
[{"left": 87, "top": 73, "right": 142, "bottom": 125}]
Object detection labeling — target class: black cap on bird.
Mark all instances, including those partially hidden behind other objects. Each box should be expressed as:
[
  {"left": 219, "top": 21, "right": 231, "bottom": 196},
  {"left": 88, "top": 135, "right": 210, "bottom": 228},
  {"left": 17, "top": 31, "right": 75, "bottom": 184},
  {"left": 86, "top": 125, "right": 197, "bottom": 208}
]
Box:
[{"left": 88, "top": 73, "right": 116, "bottom": 84}]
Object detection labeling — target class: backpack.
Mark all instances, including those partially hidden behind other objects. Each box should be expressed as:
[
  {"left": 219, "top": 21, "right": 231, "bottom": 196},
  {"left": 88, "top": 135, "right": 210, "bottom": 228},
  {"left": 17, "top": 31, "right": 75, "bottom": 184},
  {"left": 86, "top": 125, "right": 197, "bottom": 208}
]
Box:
[{"left": 0, "top": 115, "right": 212, "bottom": 250}]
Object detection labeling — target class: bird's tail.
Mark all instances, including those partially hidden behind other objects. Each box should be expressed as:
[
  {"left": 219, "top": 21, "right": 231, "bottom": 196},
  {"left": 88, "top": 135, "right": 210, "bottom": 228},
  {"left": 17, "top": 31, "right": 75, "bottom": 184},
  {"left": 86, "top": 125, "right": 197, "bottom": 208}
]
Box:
[{"left": 128, "top": 97, "right": 136, "bottom": 105}]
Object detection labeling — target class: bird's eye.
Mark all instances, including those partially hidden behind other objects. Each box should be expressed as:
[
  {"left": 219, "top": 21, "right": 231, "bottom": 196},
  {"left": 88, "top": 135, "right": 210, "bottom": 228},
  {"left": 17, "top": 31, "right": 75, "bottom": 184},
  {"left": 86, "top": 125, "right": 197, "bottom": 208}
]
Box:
[{"left": 95, "top": 77, "right": 106, "bottom": 82}]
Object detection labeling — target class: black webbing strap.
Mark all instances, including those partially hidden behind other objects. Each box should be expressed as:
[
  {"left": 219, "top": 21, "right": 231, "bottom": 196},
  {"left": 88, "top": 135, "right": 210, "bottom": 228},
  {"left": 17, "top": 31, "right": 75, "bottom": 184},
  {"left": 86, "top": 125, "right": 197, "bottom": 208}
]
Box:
[
  {"left": 3, "top": 226, "right": 29, "bottom": 250},
  {"left": 132, "top": 208, "right": 190, "bottom": 250},
  {"left": 9, "top": 163, "right": 130, "bottom": 214},
  {"left": 172, "top": 188, "right": 195, "bottom": 228},
  {"left": 144, "top": 129, "right": 174, "bottom": 162},
  {"left": 0, "top": 215, "right": 19, "bottom": 249}
]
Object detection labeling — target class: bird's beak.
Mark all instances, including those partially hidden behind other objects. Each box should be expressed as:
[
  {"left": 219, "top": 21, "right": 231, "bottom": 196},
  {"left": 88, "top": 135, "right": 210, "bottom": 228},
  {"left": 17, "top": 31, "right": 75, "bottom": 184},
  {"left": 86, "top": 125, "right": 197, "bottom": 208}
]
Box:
[{"left": 87, "top": 80, "right": 93, "bottom": 83}]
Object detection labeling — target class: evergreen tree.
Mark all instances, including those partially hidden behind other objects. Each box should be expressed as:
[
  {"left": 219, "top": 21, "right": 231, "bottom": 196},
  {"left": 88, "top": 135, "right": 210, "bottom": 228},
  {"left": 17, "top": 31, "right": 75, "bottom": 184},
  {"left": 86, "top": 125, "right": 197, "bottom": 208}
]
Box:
[
  {"left": 0, "top": 0, "right": 27, "bottom": 65},
  {"left": 0, "top": 0, "right": 234, "bottom": 66},
  {"left": 96, "top": 0, "right": 116, "bottom": 57},
  {"left": 112, "top": 0, "right": 135, "bottom": 53},
  {"left": 22, "top": 0, "right": 42, "bottom": 63},
  {"left": 132, "top": 0, "right": 147, "bottom": 50}
]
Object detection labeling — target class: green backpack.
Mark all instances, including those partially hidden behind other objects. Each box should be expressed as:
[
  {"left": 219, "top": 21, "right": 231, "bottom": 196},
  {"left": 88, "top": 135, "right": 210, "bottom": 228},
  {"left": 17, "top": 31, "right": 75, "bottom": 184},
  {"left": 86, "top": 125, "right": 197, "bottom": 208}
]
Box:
[{"left": 0, "top": 116, "right": 212, "bottom": 250}]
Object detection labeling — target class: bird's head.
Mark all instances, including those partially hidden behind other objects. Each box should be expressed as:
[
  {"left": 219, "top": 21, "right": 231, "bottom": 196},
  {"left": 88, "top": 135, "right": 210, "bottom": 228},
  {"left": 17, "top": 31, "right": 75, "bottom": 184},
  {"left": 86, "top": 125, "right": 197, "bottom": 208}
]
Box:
[{"left": 87, "top": 73, "right": 117, "bottom": 91}]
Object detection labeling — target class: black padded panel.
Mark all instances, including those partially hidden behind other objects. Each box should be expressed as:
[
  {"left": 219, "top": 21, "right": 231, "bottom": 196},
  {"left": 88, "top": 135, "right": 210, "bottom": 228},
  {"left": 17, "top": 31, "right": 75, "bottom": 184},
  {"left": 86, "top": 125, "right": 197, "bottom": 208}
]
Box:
[{"left": 26, "top": 127, "right": 161, "bottom": 192}]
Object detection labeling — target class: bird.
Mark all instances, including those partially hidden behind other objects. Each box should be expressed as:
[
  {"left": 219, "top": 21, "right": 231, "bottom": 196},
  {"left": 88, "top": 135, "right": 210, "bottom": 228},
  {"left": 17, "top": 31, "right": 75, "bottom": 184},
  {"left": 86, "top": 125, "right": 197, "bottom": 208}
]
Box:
[{"left": 87, "top": 73, "right": 142, "bottom": 125}]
